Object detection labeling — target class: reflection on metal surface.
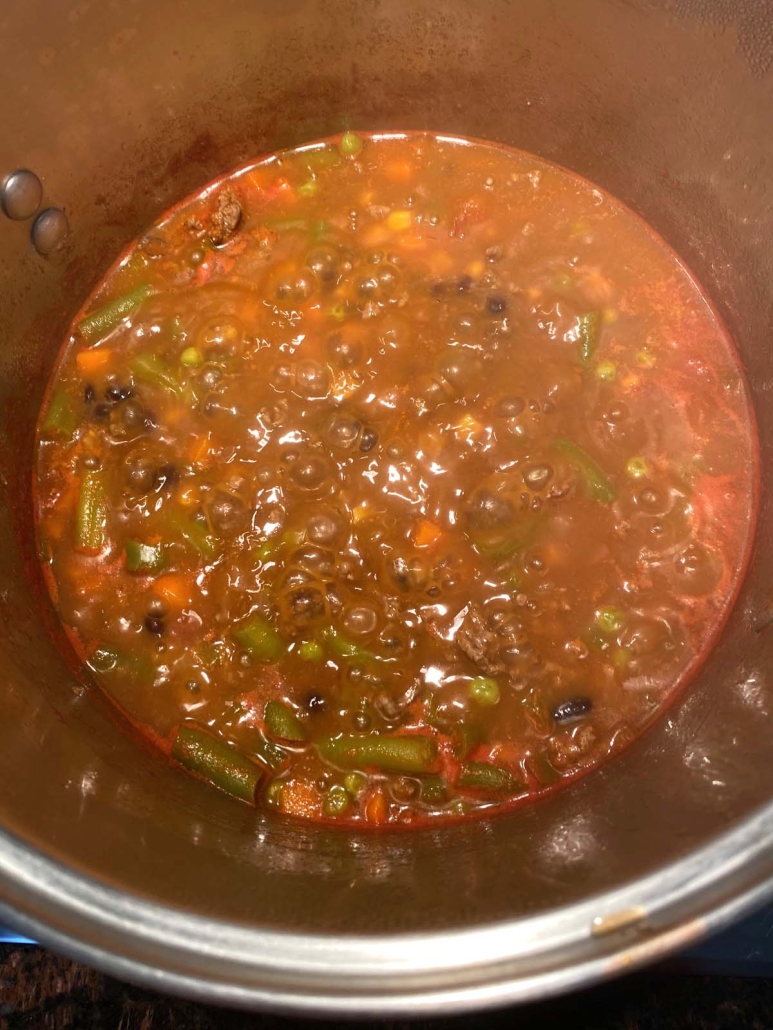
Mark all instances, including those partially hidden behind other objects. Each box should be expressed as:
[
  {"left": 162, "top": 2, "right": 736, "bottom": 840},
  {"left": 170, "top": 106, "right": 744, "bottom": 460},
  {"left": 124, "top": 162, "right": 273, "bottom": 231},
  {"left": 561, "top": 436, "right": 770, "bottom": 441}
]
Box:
[{"left": 591, "top": 907, "right": 647, "bottom": 937}]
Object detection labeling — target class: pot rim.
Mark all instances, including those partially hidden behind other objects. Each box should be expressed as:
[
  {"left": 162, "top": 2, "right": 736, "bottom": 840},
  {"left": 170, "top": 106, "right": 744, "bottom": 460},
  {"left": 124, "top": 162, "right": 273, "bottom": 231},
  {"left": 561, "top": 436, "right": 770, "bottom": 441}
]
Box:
[{"left": 0, "top": 803, "right": 771, "bottom": 1014}]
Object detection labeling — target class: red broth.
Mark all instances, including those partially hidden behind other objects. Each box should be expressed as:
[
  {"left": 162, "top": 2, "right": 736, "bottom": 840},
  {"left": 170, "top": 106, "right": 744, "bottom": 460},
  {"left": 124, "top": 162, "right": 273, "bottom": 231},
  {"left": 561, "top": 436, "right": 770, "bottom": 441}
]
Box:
[{"left": 34, "top": 132, "right": 757, "bottom": 826}]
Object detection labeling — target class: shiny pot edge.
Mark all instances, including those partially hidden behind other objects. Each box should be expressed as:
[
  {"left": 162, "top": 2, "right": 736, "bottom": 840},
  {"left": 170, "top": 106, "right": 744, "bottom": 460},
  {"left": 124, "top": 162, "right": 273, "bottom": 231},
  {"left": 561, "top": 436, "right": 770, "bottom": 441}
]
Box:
[{"left": 0, "top": 804, "right": 771, "bottom": 1015}]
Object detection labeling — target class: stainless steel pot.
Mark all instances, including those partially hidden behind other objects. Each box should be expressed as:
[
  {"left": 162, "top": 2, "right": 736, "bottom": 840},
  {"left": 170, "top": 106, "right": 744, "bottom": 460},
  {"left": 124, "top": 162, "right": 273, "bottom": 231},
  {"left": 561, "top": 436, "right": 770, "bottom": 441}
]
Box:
[{"left": 1, "top": 0, "right": 772, "bottom": 1015}]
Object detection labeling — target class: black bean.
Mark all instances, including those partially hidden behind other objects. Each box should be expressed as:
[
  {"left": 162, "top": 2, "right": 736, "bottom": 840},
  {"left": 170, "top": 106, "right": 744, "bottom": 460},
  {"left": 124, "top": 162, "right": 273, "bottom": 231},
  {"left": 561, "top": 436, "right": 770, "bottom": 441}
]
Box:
[
  {"left": 93, "top": 403, "right": 111, "bottom": 421},
  {"left": 359, "top": 427, "right": 378, "bottom": 452},
  {"left": 84, "top": 384, "right": 95, "bottom": 403},
  {"left": 307, "top": 508, "right": 343, "bottom": 545},
  {"left": 327, "top": 415, "right": 362, "bottom": 450},
  {"left": 306, "top": 693, "right": 326, "bottom": 713},
  {"left": 494, "top": 395, "right": 525, "bottom": 418},
  {"left": 295, "top": 359, "right": 331, "bottom": 399},
  {"left": 552, "top": 697, "right": 593, "bottom": 724},
  {"left": 208, "top": 491, "right": 247, "bottom": 534},
  {"left": 457, "top": 274, "right": 474, "bottom": 293},
  {"left": 144, "top": 615, "right": 165, "bottom": 636},
  {"left": 466, "top": 487, "right": 515, "bottom": 532},
  {"left": 106, "top": 384, "right": 133, "bottom": 402},
  {"left": 200, "top": 366, "right": 222, "bottom": 390},
  {"left": 523, "top": 464, "right": 553, "bottom": 490},
  {"left": 290, "top": 454, "right": 332, "bottom": 492},
  {"left": 287, "top": 585, "right": 327, "bottom": 622},
  {"left": 306, "top": 245, "right": 340, "bottom": 284},
  {"left": 327, "top": 332, "right": 362, "bottom": 369},
  {"left": 486, "top": 295, "right": 507, "bottom": 315}
]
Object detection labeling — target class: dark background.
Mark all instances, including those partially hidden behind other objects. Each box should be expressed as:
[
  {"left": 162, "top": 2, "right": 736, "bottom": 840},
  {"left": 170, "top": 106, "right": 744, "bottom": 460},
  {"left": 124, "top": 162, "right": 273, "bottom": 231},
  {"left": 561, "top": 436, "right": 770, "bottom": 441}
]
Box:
[{"left": 0, "top": 948, "right": 771, "bottom": 1030}]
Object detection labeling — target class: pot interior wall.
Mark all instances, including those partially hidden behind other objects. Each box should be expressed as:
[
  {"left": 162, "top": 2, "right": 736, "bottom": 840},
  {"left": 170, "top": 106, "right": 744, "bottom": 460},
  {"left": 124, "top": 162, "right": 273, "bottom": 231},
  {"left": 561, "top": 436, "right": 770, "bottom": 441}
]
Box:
[{"left": 0, "top": 0, "right": 771, "bottom": 936}]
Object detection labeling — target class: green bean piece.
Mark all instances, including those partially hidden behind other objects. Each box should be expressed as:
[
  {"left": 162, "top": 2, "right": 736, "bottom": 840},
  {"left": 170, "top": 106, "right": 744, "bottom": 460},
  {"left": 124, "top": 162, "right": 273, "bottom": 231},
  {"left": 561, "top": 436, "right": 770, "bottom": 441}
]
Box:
[
  {"left": 323, "top": 785, "right": 350, "bottom": 817},
  {"left": 75, "top": 469, "right": 108, "bottom": 553},
  {"left": 555, "top": 437, "right": 615, "bottom": 504},
  {"left": 474, "top": 514, "right": 539, "bottom": 566},
  {"left": 172, "top": 725, "right": 263, "bottom": 804},
  {"left": 339, "top": 131, "right": 363, "bottom": 157},
  {"left": 42, "top": 389, "right": 78, "bottom": 437},
  {"left": 297, "top": 639, "right": 324, "bottom": 662},
  {"left": 170, "top": 515, "right": 218, "bottom": 561},
  {"left": 458, "top": 761, "right": 522, "bottom": 793},
  {"left": 77, "top": 284, "right": 152, "bottom": 344},
  {"left": 323, "top": 626, "right": 373, "bottom": 661},
  {"left": 86, "top": 646, "right": 153, "bottom": 681},
  {"left": 124, "top": 539, "right": 165, "bottom": 574},
  {"left": 252, "top": 735, "right": 287, "bottom": 771},
  {"left": 264, "top": 700, "right": 307, "bottom": 742},
  {"left": 310, "top": 219, "right": 330, "bottom": 241},
  {"left": 420, "top": 775, "right": 449, "bottom": 805},
  {"left": 303, "top": 145, "right": 342, "bottom": 171},
  {"left": 577, "top": 310, "right": 602, "bottom": 364},
  {"left": 233, "top": 614, "right": 284, "bottom": 661},
  {"left": 129, "top": 352, "right": 183, "bottom": 394},
  {"left": 318, "top": 734, "right": 438, "bottom": 773},
  {"left": 451, "top": 721, "right": 485, "bottom": 759},
  {"left": 194, "top": 641, "right": 225, "bottom": 668}
]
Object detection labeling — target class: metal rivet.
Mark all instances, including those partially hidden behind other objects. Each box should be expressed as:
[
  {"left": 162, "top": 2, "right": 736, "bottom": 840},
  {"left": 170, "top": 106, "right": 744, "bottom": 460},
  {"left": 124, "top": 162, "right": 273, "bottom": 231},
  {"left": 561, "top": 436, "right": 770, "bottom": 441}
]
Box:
[
  {"left": 31, "top": 207, "right": 68, "bottom": 255},
  {"left": 1, "top": 169, "right": 43, "bottom": 220}
]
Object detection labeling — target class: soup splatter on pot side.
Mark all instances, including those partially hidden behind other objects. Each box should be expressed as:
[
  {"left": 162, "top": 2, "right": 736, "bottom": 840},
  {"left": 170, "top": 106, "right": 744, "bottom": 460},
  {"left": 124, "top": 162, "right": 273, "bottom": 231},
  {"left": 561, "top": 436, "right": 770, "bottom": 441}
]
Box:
[{"left": 35, "top": 132, "right": 757, "bottom": 826}]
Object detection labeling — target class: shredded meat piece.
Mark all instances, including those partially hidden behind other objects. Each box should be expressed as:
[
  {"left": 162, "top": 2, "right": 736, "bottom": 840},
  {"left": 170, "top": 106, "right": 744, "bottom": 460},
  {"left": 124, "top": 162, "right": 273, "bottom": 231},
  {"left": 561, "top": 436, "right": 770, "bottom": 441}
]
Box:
[
  {"left": 455, "top": 602, "right": 505, "bottom": 675},
  {"left": 209, "top": 189, "right": 241, "bottom": 245},
  {"left": 184, "top": 216, "right": 204, "bottom": 236},
  {"left": 548, "top": 725, "right": 597, "bottom": 771}
]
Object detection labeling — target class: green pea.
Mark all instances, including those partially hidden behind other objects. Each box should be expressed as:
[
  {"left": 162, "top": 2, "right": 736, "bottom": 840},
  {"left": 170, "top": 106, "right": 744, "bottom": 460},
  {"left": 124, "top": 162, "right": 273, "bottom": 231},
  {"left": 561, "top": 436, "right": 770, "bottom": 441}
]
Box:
[
  {"left": 323, "top": 784, "right": 350, "bottom": 816},
  {"left": 328, "top": 302, "right": 347, "bottom": 321},
  {"left": 595, "top": 360, "right": 616, "bottom": 381},
  {"left": 299, "top": 178, "right": 318, "bottom": 198},
  {"left": 469, "top": 676, "right": 500, "bottom": 707},
  {"left": 595, "top": 606, "right": 623, "bottom": 634},
  {"left": 339, "top": 131, "right": 363, "bottom": 157},
  {"left": 343, "top": 771, "right": 368, "bottom": 795},
  {"left": 180, "top": 346, "right": 204, "bottom": 367},
  {"left": 626, "top": 456, "right": 649, "bottom": 479},
  {"left": 297, "top": 639, "right": 324, "bottom": 662}
]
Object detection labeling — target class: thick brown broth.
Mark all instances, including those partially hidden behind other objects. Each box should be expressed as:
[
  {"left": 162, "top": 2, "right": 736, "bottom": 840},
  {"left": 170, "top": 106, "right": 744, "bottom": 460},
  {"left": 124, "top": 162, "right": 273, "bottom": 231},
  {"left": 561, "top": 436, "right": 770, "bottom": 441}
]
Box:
[{"left": 35, "top": 132, "right": 757, "bottom": 826}]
